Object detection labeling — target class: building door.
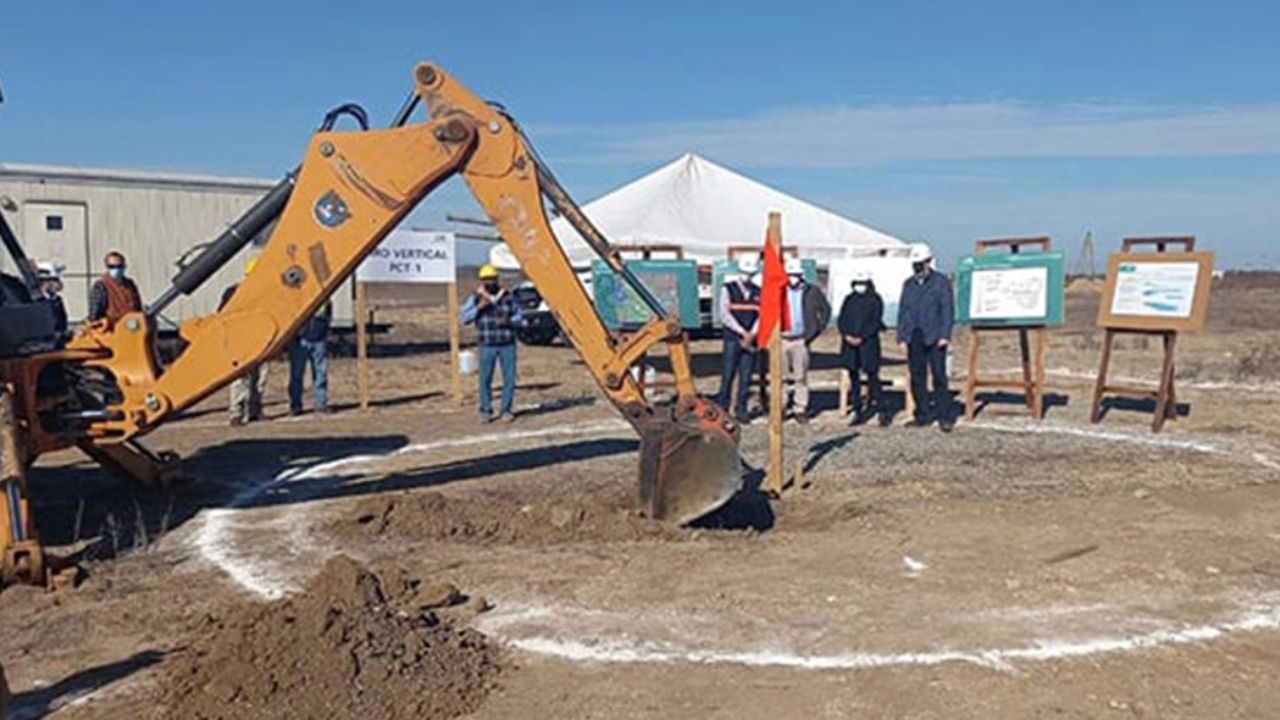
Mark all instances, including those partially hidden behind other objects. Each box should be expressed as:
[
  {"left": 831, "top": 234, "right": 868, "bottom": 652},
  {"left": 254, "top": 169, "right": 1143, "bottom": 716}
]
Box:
[{"left": 23, "top": 201, "right": 90, "bottom": 320}]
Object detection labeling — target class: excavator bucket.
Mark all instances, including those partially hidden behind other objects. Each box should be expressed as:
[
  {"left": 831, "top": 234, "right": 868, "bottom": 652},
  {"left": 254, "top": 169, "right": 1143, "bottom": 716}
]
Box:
[{"left": 637, "top": 398, "right": 742, "bottom": 525}]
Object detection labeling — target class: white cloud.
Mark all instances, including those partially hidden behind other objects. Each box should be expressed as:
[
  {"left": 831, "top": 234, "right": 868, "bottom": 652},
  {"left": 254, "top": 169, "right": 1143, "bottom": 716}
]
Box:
[{"left": 541, "top": 102, "right": 1280, "bottom": 168}]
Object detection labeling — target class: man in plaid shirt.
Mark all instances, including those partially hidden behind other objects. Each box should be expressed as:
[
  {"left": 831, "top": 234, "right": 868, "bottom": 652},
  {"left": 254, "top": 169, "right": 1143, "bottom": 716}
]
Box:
[{"left": 460, "top": 264, "right": 524, "bottom": 422}]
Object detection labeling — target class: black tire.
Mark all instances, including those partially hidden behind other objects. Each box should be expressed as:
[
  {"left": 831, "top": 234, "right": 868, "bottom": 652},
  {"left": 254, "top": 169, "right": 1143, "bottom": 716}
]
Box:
[{"left": 517, "top": 327, "right": 559, "bottom": 346}]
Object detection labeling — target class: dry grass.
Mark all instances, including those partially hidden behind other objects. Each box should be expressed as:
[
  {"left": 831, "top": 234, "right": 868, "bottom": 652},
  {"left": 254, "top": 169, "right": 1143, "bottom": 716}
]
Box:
[{"left": 1234, "top": 338, "right": 1280, "bottom": 380}]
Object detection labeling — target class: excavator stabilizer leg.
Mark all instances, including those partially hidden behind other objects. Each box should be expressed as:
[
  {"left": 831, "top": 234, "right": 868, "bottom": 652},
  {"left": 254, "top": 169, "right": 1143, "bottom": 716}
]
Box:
[
  {"left": 638, "top": 398, "right": 742, "bottom": 525},
  {"left": 1, "top": 387, "right": 45, "bottom": 586}
]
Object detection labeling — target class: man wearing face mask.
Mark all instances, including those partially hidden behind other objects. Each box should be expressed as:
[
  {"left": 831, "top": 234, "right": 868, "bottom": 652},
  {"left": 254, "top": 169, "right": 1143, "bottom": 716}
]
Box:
[
  {"left": 87, "top": 251, "right": 142, "bottom": 324},
  {"left": 896, "top": 243, "right": 956, "bottom": 431},
  {"left": 779, "top": 257, "right": 831, "bottom": 423},
  {"left": 461, "top": 263, "right": 524, "bottom": 422},
  {"left": 838, "top": 269, "right": 887, "bottom": 426}
]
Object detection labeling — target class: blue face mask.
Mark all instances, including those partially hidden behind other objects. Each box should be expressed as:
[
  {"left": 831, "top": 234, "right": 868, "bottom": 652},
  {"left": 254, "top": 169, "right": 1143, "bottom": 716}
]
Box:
[{"left": 108, "top": 266, "right": 125, "bottom": 280}]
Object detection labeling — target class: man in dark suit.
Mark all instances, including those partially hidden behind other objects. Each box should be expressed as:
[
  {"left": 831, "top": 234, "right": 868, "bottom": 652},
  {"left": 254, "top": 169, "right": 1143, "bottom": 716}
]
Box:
[{"left": 896, "top": 244, "right": 955, "bottom": 431}]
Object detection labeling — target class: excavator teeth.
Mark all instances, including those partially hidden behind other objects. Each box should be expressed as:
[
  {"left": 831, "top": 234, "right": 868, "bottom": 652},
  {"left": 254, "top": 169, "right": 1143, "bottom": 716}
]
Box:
[{"left": 637, "top": 401, "right": 742, "bottom": 525}]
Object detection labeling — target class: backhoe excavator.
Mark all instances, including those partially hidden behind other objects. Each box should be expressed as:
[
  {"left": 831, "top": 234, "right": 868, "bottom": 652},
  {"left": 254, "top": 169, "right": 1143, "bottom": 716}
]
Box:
[{"left": 0, "top": 61, "right": 744, "bottom": 592}]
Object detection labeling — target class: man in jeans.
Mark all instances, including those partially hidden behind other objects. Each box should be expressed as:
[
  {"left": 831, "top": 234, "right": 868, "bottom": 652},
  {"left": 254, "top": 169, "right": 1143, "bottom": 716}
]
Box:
[
  {"left": 716, "top": 256, "right": 760, "bottom": 424},
  {"left": 780, "top": 257, "right": 831, "bottom": 423},
  {"left": 460, "top": 264, "right": 523, "bottom": 422},
  {"left": 896, "top": 243, "right": 955, "bottom": 431},
  {"left": 289, "top": 299, "right": 332, "bottom": 415}
]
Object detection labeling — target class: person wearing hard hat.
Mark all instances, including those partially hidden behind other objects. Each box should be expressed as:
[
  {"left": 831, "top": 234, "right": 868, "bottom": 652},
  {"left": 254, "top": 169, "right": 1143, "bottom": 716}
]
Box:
[
  {"left": 33, "top": 261, "right": 68, "bottom": 339},
  {"left": 779, "top": 257, "right": 831, "bottom": 423},
  {"left": 716, "top": 255, "right": 761, "bottom": 424},
  {"left": 896, "top": 243, "right": 956, "bottom": 431},
  {"left": 222, "top": 256, "right": 270, "bottom": 426},
  {"left": 461, "top": 263, "right": 524, "bottom": 422},
  {"left": 838, "top": 268, "right": 888, "bottom": 426}
]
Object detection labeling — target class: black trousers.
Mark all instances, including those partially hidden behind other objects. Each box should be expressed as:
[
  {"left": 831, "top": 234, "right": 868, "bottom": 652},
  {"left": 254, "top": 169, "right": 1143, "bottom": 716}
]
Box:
[
  {"left": 844, "top": 339, "right": 883, "bottom": 413},
  {"left": 907, "top": 329, "right": 951, "bottom": 422}
]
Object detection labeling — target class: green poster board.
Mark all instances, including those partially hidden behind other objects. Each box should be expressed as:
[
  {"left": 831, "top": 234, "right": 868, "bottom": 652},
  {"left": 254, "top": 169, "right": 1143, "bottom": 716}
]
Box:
[
  {"left": 710, "top": 258, "right": 818, "bottom": 328},
  {"left": 592, "top": 259, "right": 700, "bottom": 329},
  {"left": 954, "top": 251, "right": 1065, "bottom": 327}
]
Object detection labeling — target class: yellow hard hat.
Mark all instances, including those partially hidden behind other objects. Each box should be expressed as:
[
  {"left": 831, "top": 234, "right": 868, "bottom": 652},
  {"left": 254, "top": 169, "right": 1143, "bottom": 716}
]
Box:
[
  {"left": 478, "top": 264, "right": 499, "bottom": 279},
  {"left": 244, "top": 256, "right": 259, "bottom": 275}
]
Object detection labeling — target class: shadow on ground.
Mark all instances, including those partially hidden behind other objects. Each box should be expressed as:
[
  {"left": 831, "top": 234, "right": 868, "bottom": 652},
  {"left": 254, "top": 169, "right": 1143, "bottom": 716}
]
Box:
[{"left": 9, "top": 650, "right": 165, "bottom": 720}]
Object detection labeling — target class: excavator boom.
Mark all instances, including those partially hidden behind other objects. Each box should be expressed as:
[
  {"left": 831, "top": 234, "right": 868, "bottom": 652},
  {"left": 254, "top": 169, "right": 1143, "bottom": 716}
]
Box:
[{"left": 13, "top": 62, "right": 741, "bottom": 556}]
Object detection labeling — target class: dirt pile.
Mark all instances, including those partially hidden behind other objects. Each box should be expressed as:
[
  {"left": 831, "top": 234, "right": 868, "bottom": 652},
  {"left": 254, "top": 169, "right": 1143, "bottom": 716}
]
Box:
[
  {"left": 340, "top": 489, "right": 688, "bottom": 545},
  {"left": 163, "top": 555, "right": 503, "bottom": 720}
]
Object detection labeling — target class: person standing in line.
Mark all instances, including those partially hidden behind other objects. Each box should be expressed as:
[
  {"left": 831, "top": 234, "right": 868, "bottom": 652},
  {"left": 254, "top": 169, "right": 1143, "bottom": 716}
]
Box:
[
  {"left": 779, "top": 257, "right": 831, "bottom": 423},
  {"left": 838, "top": 269, "right": 888, "bottom": 426},
  {"left": 221, "top": 256, "right": 269, "bottom": 426},
  {"left": 715, "top": 255, "right": 760, "bottom": 424},
  {"left": 896, "top": 243, "right": 955, "bottom": 431},
  {"left": 87, "top": 251, "right": 141, "bottom": 324},
  {"left": 288, "top": 298, "right": 333, "bottom": 415},
  {"left": 460, "top": 264, "right": 523, "bottom": 422}
]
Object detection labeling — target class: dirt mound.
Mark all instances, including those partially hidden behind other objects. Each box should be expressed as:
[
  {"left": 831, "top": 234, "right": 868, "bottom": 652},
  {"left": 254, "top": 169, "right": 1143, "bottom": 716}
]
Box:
[
  {"left": 163, "top": 555, "right": 503, "bottom": 720},
  {"left": 340, "top": 489, "right": 688, "bottom": 545}
]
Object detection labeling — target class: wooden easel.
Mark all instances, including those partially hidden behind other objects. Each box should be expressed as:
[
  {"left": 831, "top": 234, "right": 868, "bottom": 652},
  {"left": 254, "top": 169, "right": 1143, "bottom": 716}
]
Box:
[
  {"left": 1090, "top": 236, "right": 1196, "bottom": 433},
  {"left": 963, "top": 237, "right": 1051, "bottom": 421}
]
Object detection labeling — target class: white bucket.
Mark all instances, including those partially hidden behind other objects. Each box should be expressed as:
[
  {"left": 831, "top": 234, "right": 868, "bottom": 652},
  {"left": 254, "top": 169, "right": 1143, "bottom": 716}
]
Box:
[{"left": 458, "top": 349, "right": 477, "bottom": 375}]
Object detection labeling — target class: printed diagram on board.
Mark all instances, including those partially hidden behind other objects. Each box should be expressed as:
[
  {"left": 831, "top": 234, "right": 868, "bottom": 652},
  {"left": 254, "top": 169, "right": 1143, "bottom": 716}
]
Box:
[
  {"left": 1110, "top": 261, "right": 1199, "bottom": 318},
  {"left": 969, "top": 267, "right": 1048, "bottom": 320}
]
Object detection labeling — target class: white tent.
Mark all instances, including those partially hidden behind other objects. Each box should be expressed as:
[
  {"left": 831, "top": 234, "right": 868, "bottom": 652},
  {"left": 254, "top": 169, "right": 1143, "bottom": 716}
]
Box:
[{"left": 489, "top": 153, "right": 906, "bottom": 270}]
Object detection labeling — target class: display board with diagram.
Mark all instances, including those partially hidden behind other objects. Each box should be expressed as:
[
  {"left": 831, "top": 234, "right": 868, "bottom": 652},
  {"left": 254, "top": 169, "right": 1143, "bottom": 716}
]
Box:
[
  {"left": 956, "top": 237, "right": 1060, "bottom": 421},
  {"left": 1096, "top": 251, "right": 1214, "bottom": 332},
  {"left": 592, "top": 258, "right": 700, "bottom": 329},
  {"left": 954, "top": 251, "right": 1065, "bottom": 327},
  {"left": 1091, "top": 239, "right": 1214, "bottom": 433},
  {"left": 710, "top": 257, "right": 817, "bottom": 329}
]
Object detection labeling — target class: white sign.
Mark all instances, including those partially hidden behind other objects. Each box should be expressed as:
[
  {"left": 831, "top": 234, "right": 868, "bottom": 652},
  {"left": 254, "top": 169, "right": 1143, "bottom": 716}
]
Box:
[
  {"left": 970, "top": 266, "right": 1048, "bottom": 320},
  {"left": 357, "top": 230, "right": 455, "bottom": 283},
  {"left": 1110, "top": 261, "right": 1199, "bottom": 318}
]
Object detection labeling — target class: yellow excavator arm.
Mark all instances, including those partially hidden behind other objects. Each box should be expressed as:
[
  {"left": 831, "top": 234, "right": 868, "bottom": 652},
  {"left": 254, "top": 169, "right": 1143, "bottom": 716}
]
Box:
[{"left": 49, "top": 62, "right": 740, "bottom": 527}]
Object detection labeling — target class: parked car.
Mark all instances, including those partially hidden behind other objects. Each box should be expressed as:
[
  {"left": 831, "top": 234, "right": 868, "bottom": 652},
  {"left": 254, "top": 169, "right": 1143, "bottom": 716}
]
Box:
[{"left": 512, "top": 282, "right": 560, "bottom": 345}]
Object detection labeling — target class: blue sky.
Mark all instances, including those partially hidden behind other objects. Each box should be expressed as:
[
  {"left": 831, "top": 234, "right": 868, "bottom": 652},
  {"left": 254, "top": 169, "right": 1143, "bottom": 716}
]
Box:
[{"left": 3, "top": 0, "right": 1278, "bottom": 267}]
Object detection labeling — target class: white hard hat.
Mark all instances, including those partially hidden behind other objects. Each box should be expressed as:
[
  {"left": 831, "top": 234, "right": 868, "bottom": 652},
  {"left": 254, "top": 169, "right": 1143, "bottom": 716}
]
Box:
[
  {"left": 784, "top": 257, "right": 804, "bottom": 275},
  {"left": 850, "top": 268, "right": 872, "bottom": 283},
  {"left": 35, "top": 261, "right": 61, "bottom": 279},
  {"left": 736, "top": 255, "right": 761, "bottom": 275},
  {"left": 908, "top": 243, "right": 933, "bottom": 263}
]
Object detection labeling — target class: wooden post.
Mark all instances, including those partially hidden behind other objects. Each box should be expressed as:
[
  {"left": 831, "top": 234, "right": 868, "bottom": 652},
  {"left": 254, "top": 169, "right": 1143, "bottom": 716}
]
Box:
[
  {"left": 1153, "top": 331, "right": 1178, "bottom": 432},
  {"left": 355, "top": 280, "right": 369, "bottom": 411},
  {"left": 964, "top": 328, "right": 980, "bottom": 420},
  {"left": 765, "top": 211, "right": 785, "bottom": 496},
  {"left": 1033, "top": 327, "right": 1047, "bottom": 419},
  {"left": 447, "top": 281, "right": 463, "bottom": 406},
  {"left": 1090, "top": 328, "right": 1114, "bottom": 424}
]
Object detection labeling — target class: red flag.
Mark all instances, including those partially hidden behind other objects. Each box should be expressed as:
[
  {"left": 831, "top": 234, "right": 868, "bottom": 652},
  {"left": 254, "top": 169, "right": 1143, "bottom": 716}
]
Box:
[{"left": 756, "top": 239, "right": 790, "bottom": 348}]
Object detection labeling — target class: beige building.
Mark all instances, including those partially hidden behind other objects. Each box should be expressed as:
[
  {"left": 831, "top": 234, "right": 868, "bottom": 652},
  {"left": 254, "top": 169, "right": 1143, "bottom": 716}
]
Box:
[{"left": 0, "top": 162, "right": 353, "bottom": 326}]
